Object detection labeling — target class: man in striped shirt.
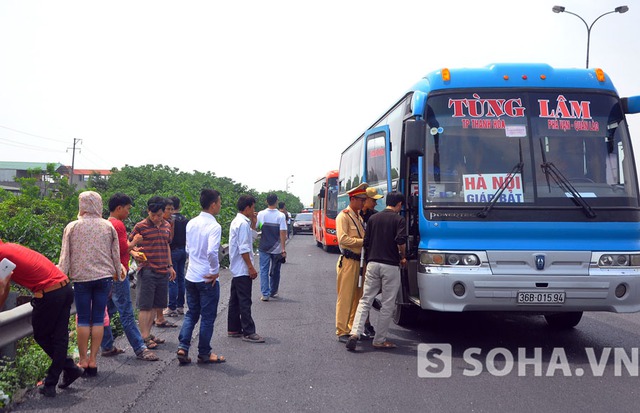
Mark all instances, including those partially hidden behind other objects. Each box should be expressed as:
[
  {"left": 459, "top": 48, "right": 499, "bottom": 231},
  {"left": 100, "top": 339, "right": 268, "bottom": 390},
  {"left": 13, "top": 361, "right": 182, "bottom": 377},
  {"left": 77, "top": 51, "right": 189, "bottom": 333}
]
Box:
[{"left": 130, "top": 196, "right": 176, "bottom": 347}]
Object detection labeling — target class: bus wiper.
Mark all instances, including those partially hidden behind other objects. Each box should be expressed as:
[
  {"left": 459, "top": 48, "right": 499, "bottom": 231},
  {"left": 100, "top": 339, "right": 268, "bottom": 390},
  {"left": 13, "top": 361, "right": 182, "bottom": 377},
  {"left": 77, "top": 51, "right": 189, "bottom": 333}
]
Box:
[
  {"left": 477, "top": 161, "right": 523, "bottom": 218},
  {"left": 540, "top": 161, "right": 597, "bottom": 218},
  {"left": 538, "top": 138, "right": 596, "bottom": 218},
  {"left": 478, "top": 139, "right": 524, "bottom": 218}
]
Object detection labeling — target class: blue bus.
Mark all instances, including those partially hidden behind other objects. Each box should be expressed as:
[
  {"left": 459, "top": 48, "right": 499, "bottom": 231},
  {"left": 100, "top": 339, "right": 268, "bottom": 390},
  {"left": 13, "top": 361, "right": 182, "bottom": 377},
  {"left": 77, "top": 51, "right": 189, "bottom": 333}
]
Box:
[{"left": 338, "top": 63, "right": 640, "bottom": 328}]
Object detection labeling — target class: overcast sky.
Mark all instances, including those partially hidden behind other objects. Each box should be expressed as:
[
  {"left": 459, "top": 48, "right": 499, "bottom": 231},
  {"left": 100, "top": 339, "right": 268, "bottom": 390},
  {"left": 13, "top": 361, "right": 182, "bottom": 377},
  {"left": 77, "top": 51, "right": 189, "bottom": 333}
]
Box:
[{"left": 1, "top": 0, "right": 639, "bottom": 205}]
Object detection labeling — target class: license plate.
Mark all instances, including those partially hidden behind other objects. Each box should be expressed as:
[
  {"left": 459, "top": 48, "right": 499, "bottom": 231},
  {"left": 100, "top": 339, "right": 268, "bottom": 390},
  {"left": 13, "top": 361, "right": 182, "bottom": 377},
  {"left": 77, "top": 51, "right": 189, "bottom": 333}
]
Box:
[{"left": 517, "top": 291, "right": 565, "bottom": 304}]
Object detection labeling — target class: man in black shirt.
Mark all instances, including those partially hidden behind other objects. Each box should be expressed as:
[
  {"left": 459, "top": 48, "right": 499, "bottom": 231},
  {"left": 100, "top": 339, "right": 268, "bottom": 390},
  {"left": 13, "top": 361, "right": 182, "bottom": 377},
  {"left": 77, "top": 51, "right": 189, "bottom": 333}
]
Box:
[
  {"left": 346, "top": 191, "right": 406, "bottom": 351},
  {"left": 166, "top": 196, "right": 189, "bottom": 316}
]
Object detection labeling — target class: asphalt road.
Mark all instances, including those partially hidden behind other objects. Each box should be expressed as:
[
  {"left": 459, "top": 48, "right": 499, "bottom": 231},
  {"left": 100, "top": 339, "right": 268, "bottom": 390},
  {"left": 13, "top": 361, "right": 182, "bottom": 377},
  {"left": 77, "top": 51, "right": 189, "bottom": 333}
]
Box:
[{"left": 11, "top": 234, "right": 640, "bottom": 412}]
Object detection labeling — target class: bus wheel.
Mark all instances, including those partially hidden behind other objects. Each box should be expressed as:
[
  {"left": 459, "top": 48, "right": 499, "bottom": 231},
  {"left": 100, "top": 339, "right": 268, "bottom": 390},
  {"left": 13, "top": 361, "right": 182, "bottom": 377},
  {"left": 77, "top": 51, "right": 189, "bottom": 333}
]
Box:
[
  {"left": 393, "top": 303, "right": 418, "bottom": 327},
  {"left": 322, "top": 242, "right": 329, "bottom": 252},
  {"left": 544, "top": 311, "right": 583, "bottom": 329},
  {"left": 316, "top": 240, "right": 323, "bottom": 248}
]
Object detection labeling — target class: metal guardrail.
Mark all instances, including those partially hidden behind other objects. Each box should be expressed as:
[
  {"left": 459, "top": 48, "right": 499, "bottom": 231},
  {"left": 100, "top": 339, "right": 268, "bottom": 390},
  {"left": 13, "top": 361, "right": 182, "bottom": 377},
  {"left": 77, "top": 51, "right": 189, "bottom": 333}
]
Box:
[{"left": 0, "top": 302, "right": 34, "bottom": 349}]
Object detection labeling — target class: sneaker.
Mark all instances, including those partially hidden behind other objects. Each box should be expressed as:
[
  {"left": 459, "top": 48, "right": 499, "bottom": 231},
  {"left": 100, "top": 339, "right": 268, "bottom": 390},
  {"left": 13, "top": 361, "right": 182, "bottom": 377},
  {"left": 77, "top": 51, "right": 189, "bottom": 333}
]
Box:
[
  {"left": 269, "top": 292, "right": 279, "bottom": 299},
  {"left": 58, "top": 365, "right": 83, "bottom": 389},
  {"left": 337, "top": 334, "right": 350, "bottom": 343},
  {"left": 39, "top": 384, "right": 56, "bottom": 397},
  {"left": 346, "top": 335, "right": 358, "bottom": 351},
  {"left": 260, "top": 296, "right": 269, "bottom": 302},
  {"left": 242, "top": 333, "right": 265, "bottom": 343},
  {"left": 176, "top": 307, "right": 185, "bottom": 315}
]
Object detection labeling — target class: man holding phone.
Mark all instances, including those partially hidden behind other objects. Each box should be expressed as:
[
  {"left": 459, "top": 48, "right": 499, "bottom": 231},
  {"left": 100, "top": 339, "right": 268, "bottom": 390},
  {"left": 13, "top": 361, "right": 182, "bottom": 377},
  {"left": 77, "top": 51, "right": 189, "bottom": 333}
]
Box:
[{"left": 0, "top": 240, "right": 83, "bottom": 397}]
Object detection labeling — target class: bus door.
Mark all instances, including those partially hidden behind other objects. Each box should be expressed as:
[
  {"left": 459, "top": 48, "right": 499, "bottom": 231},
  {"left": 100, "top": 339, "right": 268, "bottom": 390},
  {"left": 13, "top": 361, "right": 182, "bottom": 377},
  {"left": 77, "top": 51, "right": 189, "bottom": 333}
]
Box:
[{"left": 364, "top": 126, "right": 392, "bottom": 198}]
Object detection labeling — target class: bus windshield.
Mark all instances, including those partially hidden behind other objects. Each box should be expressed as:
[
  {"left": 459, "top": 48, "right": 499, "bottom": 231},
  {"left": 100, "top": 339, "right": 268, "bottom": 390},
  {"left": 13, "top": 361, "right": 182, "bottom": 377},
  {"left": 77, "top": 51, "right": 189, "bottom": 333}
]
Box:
[
  {"left": 326, "top": 177, "right": 339, "bottom": 219},
  {"left": 424, "top": 90, "right": 639, "bottom": 209}
]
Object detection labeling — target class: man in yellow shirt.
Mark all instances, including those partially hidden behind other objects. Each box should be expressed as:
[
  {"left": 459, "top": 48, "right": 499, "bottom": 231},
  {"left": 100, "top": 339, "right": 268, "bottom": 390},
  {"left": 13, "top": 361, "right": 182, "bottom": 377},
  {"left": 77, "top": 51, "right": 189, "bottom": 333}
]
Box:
[{"left": 335, "top": 183, "right": 368, "bottom": 342}]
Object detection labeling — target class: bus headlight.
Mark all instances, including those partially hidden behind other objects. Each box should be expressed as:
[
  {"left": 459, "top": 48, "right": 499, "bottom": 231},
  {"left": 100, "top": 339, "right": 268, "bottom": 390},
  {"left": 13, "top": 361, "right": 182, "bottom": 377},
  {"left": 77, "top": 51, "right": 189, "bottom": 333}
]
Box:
[
  {"left": 596, "top": 253, "right": 640, "bottom": 267},
  {"left": 326, "top": 228, "right": 336, "bottom": 235},
  {"left": 420, "top": 252, "right": 481, "bottom": 267}
]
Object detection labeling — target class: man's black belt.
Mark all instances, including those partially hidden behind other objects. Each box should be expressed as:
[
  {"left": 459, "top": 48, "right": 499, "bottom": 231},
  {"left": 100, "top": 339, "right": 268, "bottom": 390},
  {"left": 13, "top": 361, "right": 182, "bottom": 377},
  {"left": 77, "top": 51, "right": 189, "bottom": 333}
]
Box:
[{"left": 341, "top": 249, "right": 360, "bottom": 261}]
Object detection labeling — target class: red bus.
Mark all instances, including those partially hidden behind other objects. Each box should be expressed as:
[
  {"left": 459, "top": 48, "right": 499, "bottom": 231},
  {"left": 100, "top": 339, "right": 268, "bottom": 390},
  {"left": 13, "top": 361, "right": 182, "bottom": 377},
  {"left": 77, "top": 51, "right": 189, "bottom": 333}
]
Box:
[{"left": 312, "top": 170, "right": 339, "bottom": 252}]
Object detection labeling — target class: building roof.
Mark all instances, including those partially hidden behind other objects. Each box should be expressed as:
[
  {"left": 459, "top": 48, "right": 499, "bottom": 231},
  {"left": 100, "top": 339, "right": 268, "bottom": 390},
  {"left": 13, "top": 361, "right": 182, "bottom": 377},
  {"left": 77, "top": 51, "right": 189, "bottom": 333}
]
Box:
[
  {"left": 0, "top": 161, "right": 65, "bottom": 170},
  {"left": 72, "top": 169, "right": 112, "bottom": 176}
]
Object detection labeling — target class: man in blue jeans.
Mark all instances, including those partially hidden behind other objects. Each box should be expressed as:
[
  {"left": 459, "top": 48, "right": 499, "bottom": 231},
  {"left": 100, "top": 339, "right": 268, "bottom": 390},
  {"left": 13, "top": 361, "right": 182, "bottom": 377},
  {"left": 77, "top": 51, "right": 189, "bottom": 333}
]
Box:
[
  {"left": 100, "top": 193, "right": 159, "bottom": 361},
  {"left": 177, "top": 189, "right": 226, "bottom": 364},
  {"left": 164, "top": 196, "right": 188, "bottom": 317},
  {"left": 257, "top": 193, "right": 287, "bottom": 301}
]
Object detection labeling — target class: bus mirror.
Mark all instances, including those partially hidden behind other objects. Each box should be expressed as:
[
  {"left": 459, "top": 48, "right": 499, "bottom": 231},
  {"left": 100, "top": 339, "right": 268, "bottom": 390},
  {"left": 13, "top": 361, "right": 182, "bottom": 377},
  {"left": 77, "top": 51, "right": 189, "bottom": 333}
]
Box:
[
  {"left": 318, "top": 188, "right": 325, "bottom": 198},
  {"left": 622, "top": 96, "right": 640, "bottom": 114},
  {"left": 404, "top": 118, "right": 426, "bottom": 157}
]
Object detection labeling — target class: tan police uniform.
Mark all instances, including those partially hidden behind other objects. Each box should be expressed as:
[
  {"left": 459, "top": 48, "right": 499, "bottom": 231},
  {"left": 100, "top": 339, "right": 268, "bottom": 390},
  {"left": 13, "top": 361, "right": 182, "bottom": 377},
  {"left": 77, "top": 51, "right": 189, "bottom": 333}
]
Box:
[{"left": 335, "top": 183, "right": 368, "bottom": 337}]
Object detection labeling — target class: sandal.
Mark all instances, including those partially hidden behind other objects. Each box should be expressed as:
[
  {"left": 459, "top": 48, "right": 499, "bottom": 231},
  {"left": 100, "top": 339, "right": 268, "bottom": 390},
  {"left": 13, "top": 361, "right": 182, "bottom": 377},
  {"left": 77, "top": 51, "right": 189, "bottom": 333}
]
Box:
[
  {"left": 101, "top": 347, "right": 125, "bottom": 357},
  {"left": 143, "top": 336, "right": 161, "bottom": 348},
  {"left": 197, "top": 353, "right": 226, "bottom": 364},
  {"left": 136, "top": 348, "right": 159, "bottom": 361},
  {"left": 177, "top": 349, "right": 191, "bottom": 365},
  {"left": 372, "top": 341, "right": 397, "bottom": 349},
  {"left": 147, "top": 334, "right": 166, "bottom": 344},
  {"left": 155, "top": 320, "right": 178, "bottom": 328}
]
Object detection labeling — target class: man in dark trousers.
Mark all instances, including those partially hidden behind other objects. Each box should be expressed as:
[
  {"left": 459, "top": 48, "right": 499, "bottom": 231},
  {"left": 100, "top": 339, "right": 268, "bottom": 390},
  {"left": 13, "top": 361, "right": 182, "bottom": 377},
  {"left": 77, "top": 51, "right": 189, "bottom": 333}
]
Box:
[
  {"left": 0, "top": 240, "right": 84, "bottom": 397},
  {"left": 165, "top": 196, "right": 189, "bottom": 316},
  {"left": 346, "top": 191, "right": 407, "bottom": 351},
  {"left": 227, "top": 195, "right": 264, "bottom": 343}
]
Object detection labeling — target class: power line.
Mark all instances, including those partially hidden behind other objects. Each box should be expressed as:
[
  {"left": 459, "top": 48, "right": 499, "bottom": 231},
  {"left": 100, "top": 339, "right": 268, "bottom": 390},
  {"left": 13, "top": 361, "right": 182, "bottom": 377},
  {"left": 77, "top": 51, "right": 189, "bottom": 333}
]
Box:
[
  {"left": 0, "top": 136, "right": 65, "bottom": 153},
  {"left": 0, "top": 124, "right": 67, "bottom": 144}
]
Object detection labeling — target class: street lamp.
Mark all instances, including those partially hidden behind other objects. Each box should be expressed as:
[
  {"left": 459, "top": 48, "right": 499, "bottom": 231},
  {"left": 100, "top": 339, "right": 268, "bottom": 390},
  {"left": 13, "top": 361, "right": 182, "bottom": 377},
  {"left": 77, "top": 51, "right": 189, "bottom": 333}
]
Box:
[
  {"left": 552, "top": 5, "right": 629, "bottom": 69},
  {"left": 285, "top": 174, "right": 294, "bottom": 192}
]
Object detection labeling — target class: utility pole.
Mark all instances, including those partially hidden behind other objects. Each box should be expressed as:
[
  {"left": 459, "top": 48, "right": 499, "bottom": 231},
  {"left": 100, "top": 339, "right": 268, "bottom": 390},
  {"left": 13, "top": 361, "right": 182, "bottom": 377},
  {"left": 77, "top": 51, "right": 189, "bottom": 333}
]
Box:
[{"left": 67, "top": 138, "right": 82, "bottom": 185}]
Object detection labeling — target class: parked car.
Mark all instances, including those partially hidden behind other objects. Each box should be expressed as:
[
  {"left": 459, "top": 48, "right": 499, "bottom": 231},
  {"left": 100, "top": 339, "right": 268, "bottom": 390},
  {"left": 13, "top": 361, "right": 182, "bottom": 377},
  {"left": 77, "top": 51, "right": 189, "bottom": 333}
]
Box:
[{"left": 292, "top": 212, "right": 313, "bottom": 234}]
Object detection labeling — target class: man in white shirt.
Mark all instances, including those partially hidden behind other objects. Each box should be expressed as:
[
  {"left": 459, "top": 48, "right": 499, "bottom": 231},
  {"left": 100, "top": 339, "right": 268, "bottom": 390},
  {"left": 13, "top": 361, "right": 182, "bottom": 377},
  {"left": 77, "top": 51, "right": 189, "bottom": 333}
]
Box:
[
  {"left": 176, "top": 189, "right": 226, "bottom": 364},
  {"left": 257, "top": 193, "right": 287, "bottom": 301},
  {"left": 227, "top": 195, "right": 264, "bottom": 343}
]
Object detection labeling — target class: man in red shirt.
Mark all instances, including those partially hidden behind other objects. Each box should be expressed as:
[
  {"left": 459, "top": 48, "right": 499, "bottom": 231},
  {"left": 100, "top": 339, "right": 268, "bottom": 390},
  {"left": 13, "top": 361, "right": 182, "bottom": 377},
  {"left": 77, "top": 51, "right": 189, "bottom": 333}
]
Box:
[{"left": 0, "top": 240, "right": 83, "bottom": 397}]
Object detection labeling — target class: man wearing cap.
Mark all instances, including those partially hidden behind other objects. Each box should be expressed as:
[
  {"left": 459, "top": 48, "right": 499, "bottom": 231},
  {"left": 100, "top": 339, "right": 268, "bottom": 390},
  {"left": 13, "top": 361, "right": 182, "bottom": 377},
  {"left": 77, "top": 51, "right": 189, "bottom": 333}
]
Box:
[
  {"left": 335, "top": 182, "right": 368, "bottom": 343},
  {"left": 0, "top": 240, "right": 84, "bottom": 397},
  {"left": 360, "top": 186, "right": 383, "bottom": 224}
]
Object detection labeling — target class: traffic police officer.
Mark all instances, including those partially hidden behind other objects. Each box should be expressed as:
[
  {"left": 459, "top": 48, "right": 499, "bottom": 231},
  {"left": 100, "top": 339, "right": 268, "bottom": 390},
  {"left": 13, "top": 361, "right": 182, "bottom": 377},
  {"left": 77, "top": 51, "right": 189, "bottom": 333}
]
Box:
[{"left": 335, "top": 182, "right": 368, "bottom": 342}]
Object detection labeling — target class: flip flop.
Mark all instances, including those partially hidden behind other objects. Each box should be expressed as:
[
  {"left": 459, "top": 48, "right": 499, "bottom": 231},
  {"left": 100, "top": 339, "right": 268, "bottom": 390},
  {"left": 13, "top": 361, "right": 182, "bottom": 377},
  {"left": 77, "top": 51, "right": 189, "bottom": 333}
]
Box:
[
  {"left": 101, "top": 347, "right": 125, "bottom": 357},
  {"left": 197, "top": 353, "right": 226, "bottom": 364},
  {"left": 155, "top": 320, "right": 178, "bottom": 328}
]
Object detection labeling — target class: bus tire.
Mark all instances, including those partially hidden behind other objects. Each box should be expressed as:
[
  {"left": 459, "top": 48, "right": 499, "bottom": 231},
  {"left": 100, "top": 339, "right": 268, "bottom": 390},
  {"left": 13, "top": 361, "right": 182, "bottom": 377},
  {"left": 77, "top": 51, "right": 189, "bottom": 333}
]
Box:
[
  {"left": 316, "top": 240, "right": 323, "bottom": 248},
  {"left": 544, "top": 311, "right": 583, "bottom": 329},
  {"left": 393, "top": 302, "right": 418, "bottom": 327},
  {"left": 322, "top": 243, "right": 329, "bottom": 252}
]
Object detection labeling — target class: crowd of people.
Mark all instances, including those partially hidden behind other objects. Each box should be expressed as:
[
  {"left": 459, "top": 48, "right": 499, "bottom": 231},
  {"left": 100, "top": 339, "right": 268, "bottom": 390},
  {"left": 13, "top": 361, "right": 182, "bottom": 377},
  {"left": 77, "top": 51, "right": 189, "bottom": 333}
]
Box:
[
  {"left": 0, "top": 183, "right": 407, "bottom": 399},
  {"left": 0, "top": 189, "right": 290, "bottom": 397}
]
